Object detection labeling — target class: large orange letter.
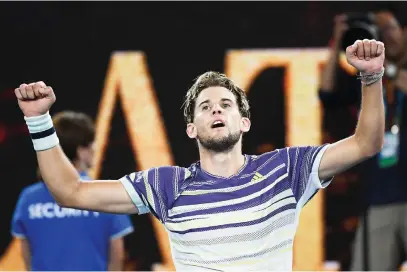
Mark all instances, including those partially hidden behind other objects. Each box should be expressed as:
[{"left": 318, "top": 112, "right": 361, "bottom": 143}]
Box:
[{"left": 90, "top": 52, "right": 175, "bottom": 269}]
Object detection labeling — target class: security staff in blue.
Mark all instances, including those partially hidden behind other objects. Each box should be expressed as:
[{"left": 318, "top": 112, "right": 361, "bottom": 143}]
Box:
[{"left": 11, "top": 111, "right": 134, "bottom": 271}]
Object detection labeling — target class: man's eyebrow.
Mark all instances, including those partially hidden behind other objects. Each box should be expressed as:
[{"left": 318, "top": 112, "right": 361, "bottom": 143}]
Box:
[
  {"left": 198, "top": 99, "right": 210, "bottom": 108},
  {"left": 221, "top": 98, "right": 234, "bottom": 103},
  {"left": 198, "top": 98, "right": 234, "bottom": 108}
]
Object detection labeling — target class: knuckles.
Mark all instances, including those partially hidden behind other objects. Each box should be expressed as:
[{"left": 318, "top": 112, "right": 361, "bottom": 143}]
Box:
[{"left": 19, "top": 81, "right": 48, "bottom": 92}]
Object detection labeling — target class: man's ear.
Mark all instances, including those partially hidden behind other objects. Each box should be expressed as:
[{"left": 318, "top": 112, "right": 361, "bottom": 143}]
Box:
[
  {"left": 240, "top": 117, "right": 251, "bottom": 133},
  {"left": 186, "top": 123, "right": 197, "bottom": 139}
]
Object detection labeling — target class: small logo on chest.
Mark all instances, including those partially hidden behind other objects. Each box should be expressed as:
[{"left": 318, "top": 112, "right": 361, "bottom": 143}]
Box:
[{"left": 251, "top": 172, "right": 265, "bottom": 183}]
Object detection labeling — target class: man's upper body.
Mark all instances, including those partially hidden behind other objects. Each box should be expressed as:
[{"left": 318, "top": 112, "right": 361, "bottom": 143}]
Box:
[
  {"left": 11, "top": 172, "right": 134, "bottom": 271},
  {"left": 319, "top": 11, "right": 407, "bottom": 206},
  {"left": 14, "top": 39, "right": 385, "bottom": 270},
  {"left": 120, "top": 145, "right": 331, "bottom": 270}
]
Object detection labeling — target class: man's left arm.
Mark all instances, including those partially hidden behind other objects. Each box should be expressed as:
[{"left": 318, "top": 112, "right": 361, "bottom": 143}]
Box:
[{"left": 318, "top": 39, "right": 386, "bottom": 180}]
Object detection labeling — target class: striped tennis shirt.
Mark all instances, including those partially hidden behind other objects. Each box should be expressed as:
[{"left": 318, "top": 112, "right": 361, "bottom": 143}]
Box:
[{"left": 120, "top": 144, "right": 332, "bottom": 270}]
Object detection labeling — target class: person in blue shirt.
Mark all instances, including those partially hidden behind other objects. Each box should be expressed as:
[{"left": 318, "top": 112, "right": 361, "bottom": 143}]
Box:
[{"left": 11, "top": 111, "right": 134, "bottom": 271}]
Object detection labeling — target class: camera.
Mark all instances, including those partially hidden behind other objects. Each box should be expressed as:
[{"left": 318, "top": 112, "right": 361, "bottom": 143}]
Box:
[{"left": 341, "top": 12, "right": 380, "bottom": 52}]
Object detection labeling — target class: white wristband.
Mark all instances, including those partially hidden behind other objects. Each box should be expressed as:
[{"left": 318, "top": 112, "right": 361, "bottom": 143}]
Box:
[{"left": 24, "top": 112, "right": 59, "bottom": 151}]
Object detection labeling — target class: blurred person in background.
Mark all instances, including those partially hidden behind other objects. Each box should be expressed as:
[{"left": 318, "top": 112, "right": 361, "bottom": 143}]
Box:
[
  {"left": 10, "top": 111, "right": 134, "bottom": 271},
  {"left": 319, "top": 10, "right": 407, "bottom": 271}
]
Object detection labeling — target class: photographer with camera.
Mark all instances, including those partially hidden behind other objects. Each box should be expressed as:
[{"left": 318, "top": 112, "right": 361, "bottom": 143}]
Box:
[{"left": 319, "top": 11, "right": 407, "bottom": 271}]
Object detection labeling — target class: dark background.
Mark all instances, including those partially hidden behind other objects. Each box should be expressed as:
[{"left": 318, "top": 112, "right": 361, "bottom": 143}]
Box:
[{"left": 0, "top": 2, "right": 406, "bottom": 270}]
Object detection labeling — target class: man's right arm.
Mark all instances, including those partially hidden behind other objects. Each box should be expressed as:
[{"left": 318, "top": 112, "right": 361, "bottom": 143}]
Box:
[
  {"left": 15, "top": 82, "right": 190, "bottom": 216},
  {"left": 38, "top": 144, "right": 188, "bottom": 218},
  {"left": 15, "top": 82, "right": 138, "bottom": 214},
  {"left": 37, "top": 145, "right": 138, "bottom": 214}
]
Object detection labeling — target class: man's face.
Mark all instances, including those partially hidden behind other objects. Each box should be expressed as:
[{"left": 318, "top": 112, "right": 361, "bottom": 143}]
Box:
[
  {"left": 77, "top": 141, "right": 95, "bottom": 169},
  {"left": 378, "top": 16, "right": 404, "bottom": 59},
  {"left": 186, "top": 86, "right": 250, "bottom": 152}
]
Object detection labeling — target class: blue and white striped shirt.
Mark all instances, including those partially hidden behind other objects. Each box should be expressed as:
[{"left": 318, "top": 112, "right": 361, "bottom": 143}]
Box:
[{"left": 120, "top": 145, "right": 332, "bottom": 270}]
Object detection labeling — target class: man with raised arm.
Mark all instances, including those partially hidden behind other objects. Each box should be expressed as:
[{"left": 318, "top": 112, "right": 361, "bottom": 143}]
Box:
[
  {"left": 11, "top": 111, "right": 134, "bottom": 271},
  {"left": 15, "top": 39, "right": 385, "bottom": 270}
]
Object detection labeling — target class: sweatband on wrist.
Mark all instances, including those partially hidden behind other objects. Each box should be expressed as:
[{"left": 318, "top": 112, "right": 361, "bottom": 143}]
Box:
[{"left": 24, "top": 112, "right": 59, "bottom": 151}]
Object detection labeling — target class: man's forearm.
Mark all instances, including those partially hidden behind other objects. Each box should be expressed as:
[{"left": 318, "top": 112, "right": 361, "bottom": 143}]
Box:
[
  {"left": 319, "top": 47, "right": 341, "bottom": 92},
  {"left": 37, "top": 146, "right": 81, "bottom": 207},
  {"left": 354, "top": 79, "right": 385, "bottom": 156}
]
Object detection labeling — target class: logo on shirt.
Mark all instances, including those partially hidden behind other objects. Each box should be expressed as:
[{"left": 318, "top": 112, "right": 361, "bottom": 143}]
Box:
[
  {"left": 28, "top": 202, "right": 100, "bottom": 219},
  {"left": 251, "top": 172, "right": 265, "bottom": 183}
]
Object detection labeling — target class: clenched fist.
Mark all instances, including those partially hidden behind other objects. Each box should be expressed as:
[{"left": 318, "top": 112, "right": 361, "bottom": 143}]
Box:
[
  {"left": 346, "top": 39, "right": 385, "bottom": 73},
  {"left": 15, "top": 82, "right": 56, "bottom": 117}
]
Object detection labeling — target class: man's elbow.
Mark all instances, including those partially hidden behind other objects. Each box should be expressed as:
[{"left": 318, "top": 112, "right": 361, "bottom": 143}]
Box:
[
  {"left": 55, "top": 197, "right": 74, "bottom": 209},
  {"left": 52, "top": 183, "right": 82, "bottom": 209},
  {"left": 354, "top": 132, "right": 384, "bottom": 158},
  {"left": 362, "top": 139, "right": 384, "bottom": 158},
  {"left": 54, "top": 195, "right": 76, "bottom": 209}
]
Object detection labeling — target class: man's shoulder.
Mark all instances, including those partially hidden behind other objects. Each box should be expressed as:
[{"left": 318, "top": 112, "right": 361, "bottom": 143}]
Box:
[
  {"left": 248, "top": 149, "right": 282, "bottom": 164},
  {"left": 127, "top": 164, "right": 197, "bottom": 183},
  {"left": 247, "top": 145, "right": 326, "bottom": 166},
  {"left": 149, "top": 165, "right": 194, "bottom": 173},
  {"left": 243, "top": 150, "right": 287, "bottom": 174}
]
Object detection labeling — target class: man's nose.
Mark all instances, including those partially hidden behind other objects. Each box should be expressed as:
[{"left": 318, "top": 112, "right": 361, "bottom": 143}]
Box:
[{"left": 212, "top": 103, "right": 224, "bottom": 115}]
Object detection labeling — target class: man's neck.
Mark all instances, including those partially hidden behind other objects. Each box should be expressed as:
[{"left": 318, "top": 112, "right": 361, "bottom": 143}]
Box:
[{"left": 198, "top": 145, "right": 246, "bottom": 178}]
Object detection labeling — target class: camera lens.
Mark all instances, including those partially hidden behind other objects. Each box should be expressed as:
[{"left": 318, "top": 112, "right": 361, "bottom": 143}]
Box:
[
  {"left": 342, "top": 26, "right": 375, "bottom": 51},
  {"left": 341, "top": 13, "right": 379, "bottom": 51}
]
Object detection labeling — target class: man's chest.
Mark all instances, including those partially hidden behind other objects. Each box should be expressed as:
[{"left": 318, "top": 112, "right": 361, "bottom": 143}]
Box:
[{"left": 166, "top": 167, "right": 296, "bottom": 233}]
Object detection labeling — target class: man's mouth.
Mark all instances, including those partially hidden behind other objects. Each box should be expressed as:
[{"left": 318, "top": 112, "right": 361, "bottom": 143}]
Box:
[{"left": 211, "top": 120, "right": 225, "bottom": 128}]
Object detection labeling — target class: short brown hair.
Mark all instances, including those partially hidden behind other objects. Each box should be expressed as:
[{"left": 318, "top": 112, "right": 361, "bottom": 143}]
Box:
[
  {"left": 52, "top": 111, "right": 95, "bottom": 162},
  {"left": 182, "top": 71, "right": 250, "bottom": 123}
]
